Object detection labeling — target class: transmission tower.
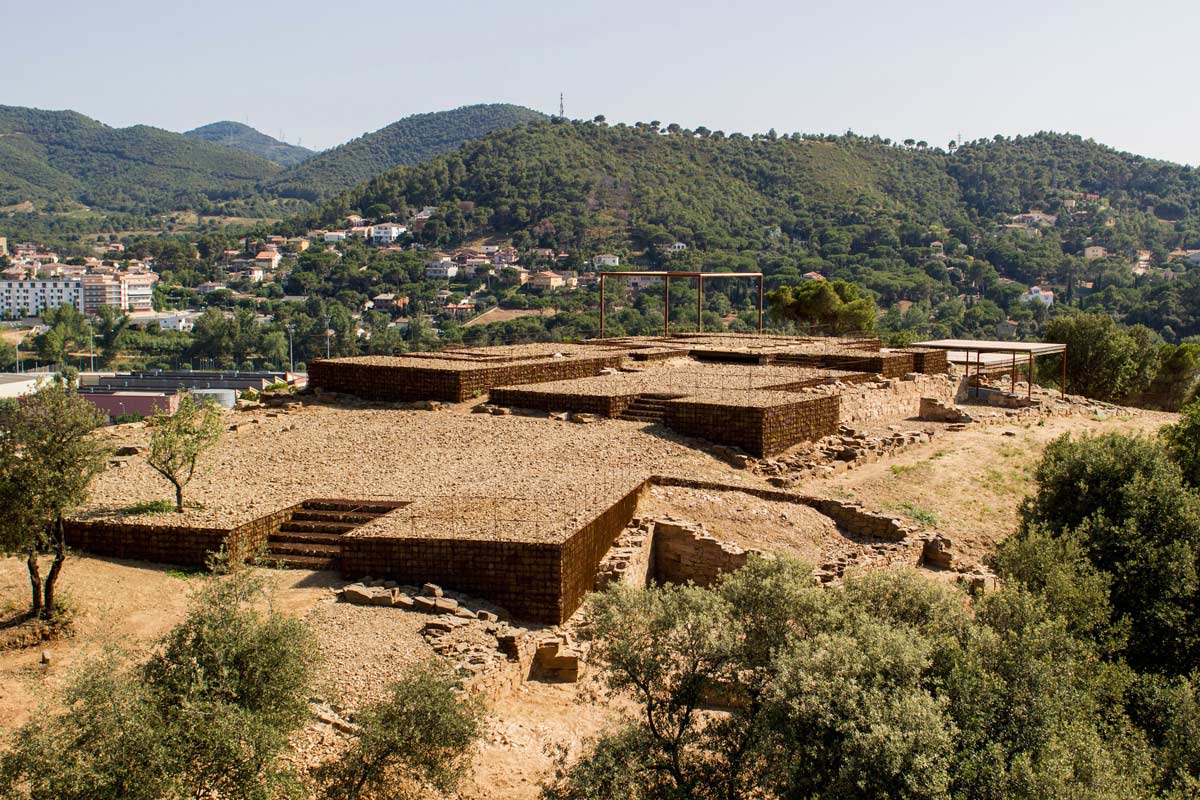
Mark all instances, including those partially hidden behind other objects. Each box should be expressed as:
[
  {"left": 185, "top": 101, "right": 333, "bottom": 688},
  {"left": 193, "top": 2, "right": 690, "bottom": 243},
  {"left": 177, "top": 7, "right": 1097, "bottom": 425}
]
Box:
[{"left": 559, "top": 92, "right": 564, "bottom": 118}]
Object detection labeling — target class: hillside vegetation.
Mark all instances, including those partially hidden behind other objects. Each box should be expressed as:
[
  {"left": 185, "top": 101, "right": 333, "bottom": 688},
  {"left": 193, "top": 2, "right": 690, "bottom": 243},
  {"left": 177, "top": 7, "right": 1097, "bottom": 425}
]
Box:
[
  {"left": 0, "top": 105, "right": 282, "bottom": 213},
  {"left": 184, "top": 121, "right": 313, "bottom": 167},
  {"left": 261, "top": 103, "right": 547, "bottom": 201}
]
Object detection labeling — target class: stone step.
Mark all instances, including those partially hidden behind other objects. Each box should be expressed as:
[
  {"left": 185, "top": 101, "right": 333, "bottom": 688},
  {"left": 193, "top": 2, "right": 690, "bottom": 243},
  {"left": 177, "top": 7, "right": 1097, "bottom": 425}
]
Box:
[
  {"left": 263, "top": 553, "right": 339, "bottom": 570},
  {"left": 290, "top": 509, "right": 377, "bottom": 524},
  {"left": 267, "top": 541, "right": 341, "bottom": 557},
  {"left": 301, "top": 499, "right": 401, "bottom": 515},
  {"left": 269, "top": 530, "right": 343, "bottom": 546},
  {"left": 280, "top": 520, "right": 357, "bottom": 534},
  {"left": 619, "top": 412, "right": 665, "bottom": 422}
]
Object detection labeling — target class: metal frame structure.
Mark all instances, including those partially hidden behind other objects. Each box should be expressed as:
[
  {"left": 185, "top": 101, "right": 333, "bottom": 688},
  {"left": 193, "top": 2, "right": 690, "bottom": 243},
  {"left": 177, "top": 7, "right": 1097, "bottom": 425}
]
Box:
[
  {"left": 598, "top": 271, "right": 765, "bottom": 338},
  {"left": 912, "top": 339, "right": 1068, "bottom": 399}
]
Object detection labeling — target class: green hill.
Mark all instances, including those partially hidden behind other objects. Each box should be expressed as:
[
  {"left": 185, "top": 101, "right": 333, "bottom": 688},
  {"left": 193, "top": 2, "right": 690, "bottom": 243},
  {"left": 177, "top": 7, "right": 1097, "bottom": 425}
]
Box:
[
  {"left": 262, "top": 103, "right": 546, "bottom": 202},
  {"left": 0, "top": 105, "right": 282, "bottom": 213},
  {"left": 185, "top": 121, "right": 314, "bottom": 167}
]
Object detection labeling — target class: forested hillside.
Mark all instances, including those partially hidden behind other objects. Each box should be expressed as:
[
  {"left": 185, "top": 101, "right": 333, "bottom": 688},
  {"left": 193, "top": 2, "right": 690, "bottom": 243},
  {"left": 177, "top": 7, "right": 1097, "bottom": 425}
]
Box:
[
  {"left": 0, "top": 106, "right": 282, "bottom": 213},
  {"left": 185, "top": 121, "right": 313, "bottom": 167},
  {"left": 260, "top": 104, "right": 546, "bottom": 202},
  {"left": 305, "top": 120, "right": 1200, "bottom": 340}
]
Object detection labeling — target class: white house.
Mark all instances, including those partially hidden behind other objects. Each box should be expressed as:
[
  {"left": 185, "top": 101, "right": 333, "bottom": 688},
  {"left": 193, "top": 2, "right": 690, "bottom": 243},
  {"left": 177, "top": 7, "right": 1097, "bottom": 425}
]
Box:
[
  {"left": 1021, "top": 286, "right": 1055, "bottom": 306},
  {"left": 159, "top": 313, "right": 197, "bottom": 332},
  {"left": 371, "top": 224, "right": 407, "bottom": 244},
  {"left": 425, "top": 261, "right": 459, "bottom": 280},
  {"left": 593, "top": 254, "right": 620, "bottom": 268},
  {"left": 1083, "top": 245, "right": 1108, "bottom": 260},
  {"left": 323, "top": 231, "right": 348, "bottom": 243}
]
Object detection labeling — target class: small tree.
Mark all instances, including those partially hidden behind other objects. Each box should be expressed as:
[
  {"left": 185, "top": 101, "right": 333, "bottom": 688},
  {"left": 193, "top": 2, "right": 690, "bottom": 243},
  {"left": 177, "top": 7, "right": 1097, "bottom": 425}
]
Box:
[
  {"left": 316, "top": 664, "right": 482, "bottom": 800},
  {"left": 145, "top": 393, "right": 223, "bottom": 512},
  {"left": 0, "top": 384, "right": 110, "bottom": 618},
  {"left": 1162, "top": 398, "right": 1200, "bottom": 488}
]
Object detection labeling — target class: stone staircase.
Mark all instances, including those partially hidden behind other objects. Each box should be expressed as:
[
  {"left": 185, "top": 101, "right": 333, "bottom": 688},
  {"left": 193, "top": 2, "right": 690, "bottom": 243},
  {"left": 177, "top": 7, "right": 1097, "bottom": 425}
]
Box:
[
  {"left": 265, "top": 499, "right": 403, "bottom": 570},
  {"left": 618, "top": 394, "right": 673, "bottom": 423}
]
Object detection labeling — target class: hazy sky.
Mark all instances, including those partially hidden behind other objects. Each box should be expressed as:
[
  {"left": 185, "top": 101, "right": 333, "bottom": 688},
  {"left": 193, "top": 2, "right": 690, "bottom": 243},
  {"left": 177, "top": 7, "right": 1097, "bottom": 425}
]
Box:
[{"left": 7, "top": 0, "right": 1197, "bottom": 163}]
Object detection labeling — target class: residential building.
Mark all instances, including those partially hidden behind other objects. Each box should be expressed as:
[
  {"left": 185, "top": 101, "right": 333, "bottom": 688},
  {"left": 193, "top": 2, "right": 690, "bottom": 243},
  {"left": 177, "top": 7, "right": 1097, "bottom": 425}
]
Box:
[
  {"left": 1021, "top": 286, "right": 1055, "bottom": 306},
  {"left": 255, "top": 250, "right": 282, "bottom": 270},
  {"left": 323, "top": 231, "right": 348, "bottom": 243},
  {"left": 802, "top": 271, "right": 826, "bottom": 281},
  {"left": 371, "top": 223, "right": 407, "bottom": 244},
  {"left": 929, "top": 241, "right": 945, "bottom": 257},
  {"left": 593, "top": 254, "right": 620, "bottom": 268},
  {"left": 529, "top": 270, "right": 565, "bottom": 290},
  {"left": 1083, "top": 245, "right": 1108, "bottom": 260},
  {"left": 0, "top": 277, "right": 84, "bottom": 317},
  {"left": 197, "top": 281, "right": 228, "bottom": 294},
  {"left": 1012, "top": 211, "right": 1058, "bottom": 226},
  {"left": 371, "top": 293, "right": 409, "bottom": 312},
  {"left": 426, "top": 261, "right": 459, "bottom": 280}
]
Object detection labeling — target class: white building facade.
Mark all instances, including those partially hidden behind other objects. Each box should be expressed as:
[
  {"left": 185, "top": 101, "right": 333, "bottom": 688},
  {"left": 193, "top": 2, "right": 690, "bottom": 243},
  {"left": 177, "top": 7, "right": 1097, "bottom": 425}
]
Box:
[{"left": 0, "top": 278, "right": 84, "bottom": 317}]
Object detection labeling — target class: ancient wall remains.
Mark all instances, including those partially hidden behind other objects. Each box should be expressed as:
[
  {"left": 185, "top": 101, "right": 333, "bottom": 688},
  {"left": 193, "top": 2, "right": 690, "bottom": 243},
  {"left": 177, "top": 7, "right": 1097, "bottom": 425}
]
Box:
[
  {"left": 652, "top": 519, "right": 754, "bottom": 586},
  {"left": 826, "top": 374, "right": 960, "bottom": 426}
]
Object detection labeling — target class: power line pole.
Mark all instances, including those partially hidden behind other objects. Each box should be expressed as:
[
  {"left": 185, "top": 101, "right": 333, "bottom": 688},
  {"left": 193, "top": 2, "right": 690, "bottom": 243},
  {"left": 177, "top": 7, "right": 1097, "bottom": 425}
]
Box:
[{"left": 559, "top": 92, "right": 564, "bottom": 118}]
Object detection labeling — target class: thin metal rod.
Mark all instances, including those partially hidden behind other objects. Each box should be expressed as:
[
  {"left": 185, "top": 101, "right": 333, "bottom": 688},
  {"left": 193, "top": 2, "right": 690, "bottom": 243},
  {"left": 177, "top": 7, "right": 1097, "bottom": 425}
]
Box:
[
  {"left": 1028, "top": 352, "right": 1033, "bottom": 400},
  {"left": 697, "top": 275, "right": 703, "bottom": 333},
  {"left": 1061, "top": 350, "right": 1067, "bottom": 398},
  {"left": 664, "top": 275, "right": 670, "bottom": 335},
  {"left": 758, "top": 275, "right": 764, "bottom": 333},
  {"left": 599, "top": 274, "right": 606, "bottom": 338}
]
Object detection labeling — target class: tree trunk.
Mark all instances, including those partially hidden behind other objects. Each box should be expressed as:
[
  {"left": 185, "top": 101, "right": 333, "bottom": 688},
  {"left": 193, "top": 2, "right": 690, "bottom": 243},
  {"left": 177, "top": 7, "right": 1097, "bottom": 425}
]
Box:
[
  {"left": 175, "top": 483, "right": 184, "bottom": 513},
  {"left": 42, "top": 518, "right": 66, "bottom": 619},
  {"left": 26, "top": 551, "right": 42, "bottom": 616}
]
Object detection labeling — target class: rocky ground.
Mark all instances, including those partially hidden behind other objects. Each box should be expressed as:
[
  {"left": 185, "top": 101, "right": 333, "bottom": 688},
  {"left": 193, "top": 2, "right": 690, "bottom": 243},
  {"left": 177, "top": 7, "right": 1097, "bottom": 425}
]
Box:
[{"left": 0, "top": 380, "right": 1179, "bottom": 799}]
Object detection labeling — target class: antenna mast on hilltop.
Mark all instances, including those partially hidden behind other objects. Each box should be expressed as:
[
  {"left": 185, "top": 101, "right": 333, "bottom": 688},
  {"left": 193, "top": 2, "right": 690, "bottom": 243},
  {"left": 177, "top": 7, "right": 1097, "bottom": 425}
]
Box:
[{"left": 559, "top": 92, "right": 564, "bottom": 118}]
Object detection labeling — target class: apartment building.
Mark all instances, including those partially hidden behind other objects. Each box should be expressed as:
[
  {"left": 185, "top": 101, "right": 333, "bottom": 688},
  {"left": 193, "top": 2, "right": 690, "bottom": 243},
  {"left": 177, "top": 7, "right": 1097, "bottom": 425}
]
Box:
[{"left": 0, "top": 278, "right": 84, "bottom": 317}]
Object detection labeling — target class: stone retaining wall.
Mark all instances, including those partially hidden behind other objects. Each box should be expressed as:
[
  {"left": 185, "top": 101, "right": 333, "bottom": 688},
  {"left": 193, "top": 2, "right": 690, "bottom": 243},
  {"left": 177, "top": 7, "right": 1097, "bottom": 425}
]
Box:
[
  {"left": 64, "top": 504, "right": 295, "bottom": 568},
  {"left": 663, "top": 395, "right": 840, "bottom": 457},
  {"left": 558, "top": 482, "right": 646, "bottom": 618},
  {"left": 652, "top": 519, "right": 753, "bottom": 586},
  {"left": 309, "top": 355, "right": 624, "bottom": 403},
  {"left": 828, "top": 374, "right": 959, "bottom": 425},
  {"left": 487, "top": 386, "right": 640, "bottom": 418}
]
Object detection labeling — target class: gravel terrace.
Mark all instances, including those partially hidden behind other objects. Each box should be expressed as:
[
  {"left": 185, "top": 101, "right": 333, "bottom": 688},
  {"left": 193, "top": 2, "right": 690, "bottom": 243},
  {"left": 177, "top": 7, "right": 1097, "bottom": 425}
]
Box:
[
  {"left": 82, "top": 400, "right": 736, "bottom": 542},
  {"left": 494, "top": 358, "right": 845, "bottom": 399}
]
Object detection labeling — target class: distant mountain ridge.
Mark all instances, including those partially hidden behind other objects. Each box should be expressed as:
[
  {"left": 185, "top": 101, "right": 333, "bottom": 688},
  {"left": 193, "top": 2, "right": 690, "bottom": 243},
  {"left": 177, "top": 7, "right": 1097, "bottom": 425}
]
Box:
[
  {"left": 185, "top": 121, "right": 313, "bottom": 167},
  {"left": 260, "top": 103, "right": 547, "bottom": 202},
  {"left": 0, "top": 105, "right": 281, "bottom": 213},
  {"left": 0, "top": 103, "right": 546, "bottom": 217}
]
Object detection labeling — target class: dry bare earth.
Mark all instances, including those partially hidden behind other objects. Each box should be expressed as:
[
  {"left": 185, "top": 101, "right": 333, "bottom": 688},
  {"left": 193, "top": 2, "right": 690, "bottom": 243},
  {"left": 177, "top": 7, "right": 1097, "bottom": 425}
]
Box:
[{"left": 0, "top": 399, "right": 1176, "bottom": 799}]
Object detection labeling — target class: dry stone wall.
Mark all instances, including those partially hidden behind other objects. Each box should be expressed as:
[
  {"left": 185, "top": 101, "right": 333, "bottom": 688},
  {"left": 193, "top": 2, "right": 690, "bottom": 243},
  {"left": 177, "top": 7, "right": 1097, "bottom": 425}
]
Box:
[
  {"left": 487, "top": 386, "right": 638, "bottom": 418},
  {"left": 824, "top": 374, "right": 959, "bottom": 425},
  {"left": 652, "top": 519, "right": 756, "bottom": 586}
]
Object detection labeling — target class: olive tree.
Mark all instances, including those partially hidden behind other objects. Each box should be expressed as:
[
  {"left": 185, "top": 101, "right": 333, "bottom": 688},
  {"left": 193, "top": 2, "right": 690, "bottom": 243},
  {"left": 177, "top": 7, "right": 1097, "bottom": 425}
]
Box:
[
  {"left": 316, "top": 664, "right": 482, "bottom": 800},
  {"left": 0, "top": 384, "right": 110, "bottom": 618},
  {"left": 144, "top": 393, "right": 223, "bottom": 512}
]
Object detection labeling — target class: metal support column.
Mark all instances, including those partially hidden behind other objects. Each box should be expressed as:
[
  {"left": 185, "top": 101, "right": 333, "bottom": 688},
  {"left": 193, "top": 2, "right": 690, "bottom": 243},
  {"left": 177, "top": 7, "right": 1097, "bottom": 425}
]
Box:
[
  {"left": 1010, "top": 352, "right": 1016, "bottom": 392},
  {"left": 758, "top": 274, "right": 764, "bottom": 333},
  {"left": 664, "top": 275, "right": 670, "bottom": 335},
  {"left": 1061, "top": 350, "right": 1067, "bottom": 398},
  {"left": 1027, "top": 352, "right": 1033, "bottom": 399},
  {"left": 599, "top": 274, "right": 606, "bottom": 339},
  {"left": 697, "top": 275, "right": 703, "bottom": 333}
]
